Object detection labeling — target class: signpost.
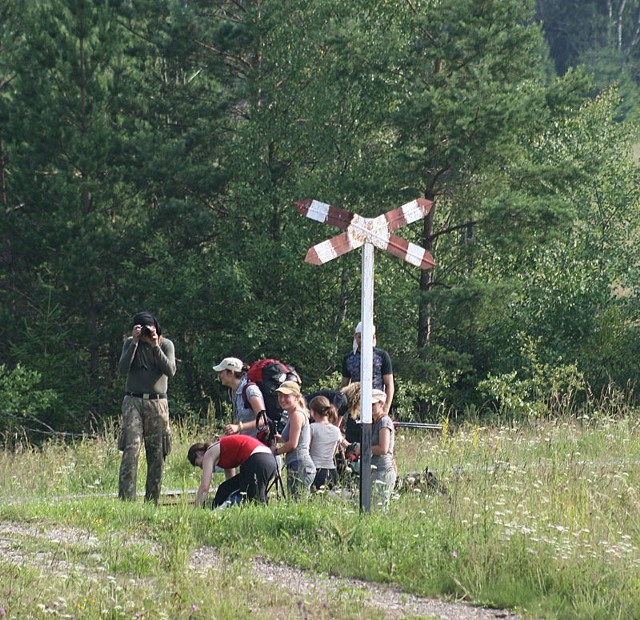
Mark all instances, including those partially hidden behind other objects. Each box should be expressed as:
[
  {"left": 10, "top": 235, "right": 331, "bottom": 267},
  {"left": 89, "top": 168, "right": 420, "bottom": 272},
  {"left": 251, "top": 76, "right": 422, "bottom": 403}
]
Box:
[{"left": 295, "top": 198, "right": 436, "bottom": 511}]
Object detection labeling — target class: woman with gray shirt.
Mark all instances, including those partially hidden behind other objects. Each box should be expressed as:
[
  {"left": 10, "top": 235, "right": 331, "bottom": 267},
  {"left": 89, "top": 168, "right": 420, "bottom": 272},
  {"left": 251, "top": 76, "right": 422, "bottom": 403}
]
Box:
[
  {"left": 272, "top": 381, "right": 316, "bottom": 498},
  {"left": 353, "top": 388, "right": 397, "bottom": 509},
  {"left": 308, "top": 395, "right": 350, "bottom": 490},
  {"left": 370, "top": 389, "right": 396, "bottom": 509}
]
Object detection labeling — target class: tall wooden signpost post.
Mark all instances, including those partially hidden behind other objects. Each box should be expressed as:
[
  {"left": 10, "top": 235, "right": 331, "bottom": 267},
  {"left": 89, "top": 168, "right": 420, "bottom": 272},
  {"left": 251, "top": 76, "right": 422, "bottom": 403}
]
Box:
[{"left": 295, "top": 198, "right": 436, "bottom": 511}]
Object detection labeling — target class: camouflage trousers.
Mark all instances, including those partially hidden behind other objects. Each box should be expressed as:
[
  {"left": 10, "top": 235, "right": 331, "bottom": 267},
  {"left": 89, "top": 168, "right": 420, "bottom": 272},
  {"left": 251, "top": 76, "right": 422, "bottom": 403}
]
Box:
[{"left": 118, "top": 395, "right": 171, "bottom": 504}]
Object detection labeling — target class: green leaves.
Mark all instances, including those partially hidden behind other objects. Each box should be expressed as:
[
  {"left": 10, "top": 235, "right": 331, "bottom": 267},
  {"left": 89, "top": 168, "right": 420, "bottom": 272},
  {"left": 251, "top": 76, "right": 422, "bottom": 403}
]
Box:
[
  {"left": 1, "top": 0, "right": 639, "bottom": 432},
  {"left": 0, "top": 364, "right": 59, "bottom": 437}
]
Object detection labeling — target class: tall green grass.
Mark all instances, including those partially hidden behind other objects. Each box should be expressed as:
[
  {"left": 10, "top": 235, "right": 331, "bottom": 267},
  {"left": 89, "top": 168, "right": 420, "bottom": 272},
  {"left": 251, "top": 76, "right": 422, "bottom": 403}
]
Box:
[{"left": 1, "top": 413, "right": 639, "bottom": 619}]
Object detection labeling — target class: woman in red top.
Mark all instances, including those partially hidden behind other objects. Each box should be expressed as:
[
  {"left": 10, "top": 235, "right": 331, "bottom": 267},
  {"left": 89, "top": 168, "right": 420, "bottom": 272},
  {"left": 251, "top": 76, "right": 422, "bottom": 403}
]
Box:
[{"left": 187, "top": 435, "right": 277, "bottom": 507}]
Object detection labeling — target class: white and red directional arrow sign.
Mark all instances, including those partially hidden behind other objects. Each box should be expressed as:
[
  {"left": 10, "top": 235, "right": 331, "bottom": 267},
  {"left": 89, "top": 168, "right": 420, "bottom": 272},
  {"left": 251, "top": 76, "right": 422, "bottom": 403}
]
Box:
[
  {"left": 295, "top": 197, "right": 436, "bottom": 512},
  {"left": 295, "top": 198, "right": 435, "bottom": 269}
]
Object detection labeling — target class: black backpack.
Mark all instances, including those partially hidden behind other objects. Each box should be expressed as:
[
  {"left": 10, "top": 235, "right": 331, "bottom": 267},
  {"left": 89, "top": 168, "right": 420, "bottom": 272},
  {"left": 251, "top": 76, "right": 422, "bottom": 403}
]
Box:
[{"left": 242, "top": 358, "right": 300, "bottom": 442}]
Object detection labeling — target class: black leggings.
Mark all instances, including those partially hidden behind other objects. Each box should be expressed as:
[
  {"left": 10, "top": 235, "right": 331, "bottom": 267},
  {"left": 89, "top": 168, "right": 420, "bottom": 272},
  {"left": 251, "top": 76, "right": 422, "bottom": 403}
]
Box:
[{"left": 213, "top": 452, "right": 277, "bottom": 506}]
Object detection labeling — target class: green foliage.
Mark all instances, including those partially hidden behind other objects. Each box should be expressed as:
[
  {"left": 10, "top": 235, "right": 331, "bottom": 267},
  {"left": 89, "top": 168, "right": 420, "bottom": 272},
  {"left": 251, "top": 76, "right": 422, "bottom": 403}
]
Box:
[
  {"left": 477, "top": 335, "right": 585, "bottom": 421},
  {"left": 0, "top": 364, "right": 58, "bottom": 439},
  {"left": 537, "top": 0, "right": 640, "bottom": 122},
  {"left": 393, "top": 371, "right": 462, "bottom": 423},
  {"left": 0, "top": 0, "right": 639, "bottom": 438}
]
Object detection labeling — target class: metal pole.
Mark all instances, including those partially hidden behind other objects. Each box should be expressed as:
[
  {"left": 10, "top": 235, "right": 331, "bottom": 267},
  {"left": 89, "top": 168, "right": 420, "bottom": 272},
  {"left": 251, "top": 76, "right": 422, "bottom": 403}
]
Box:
[
  {"left": 359, "top": 241, "right": 374, "bottom": 513},
  {"left": 394, "top": 422, "right": 443, "bottom": 430}
]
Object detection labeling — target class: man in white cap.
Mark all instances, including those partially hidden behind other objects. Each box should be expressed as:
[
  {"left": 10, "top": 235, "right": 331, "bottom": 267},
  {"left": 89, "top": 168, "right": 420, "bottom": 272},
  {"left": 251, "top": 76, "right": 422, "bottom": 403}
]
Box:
[{"left": 339, "top": 322, "right": 394, "bottom": 416}]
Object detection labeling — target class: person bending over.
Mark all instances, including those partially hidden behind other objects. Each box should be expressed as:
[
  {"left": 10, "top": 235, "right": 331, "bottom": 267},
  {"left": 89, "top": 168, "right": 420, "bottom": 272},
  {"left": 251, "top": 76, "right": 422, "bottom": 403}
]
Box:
[{"left": 188, "top": 435, "right": 277, "bottom": 507}]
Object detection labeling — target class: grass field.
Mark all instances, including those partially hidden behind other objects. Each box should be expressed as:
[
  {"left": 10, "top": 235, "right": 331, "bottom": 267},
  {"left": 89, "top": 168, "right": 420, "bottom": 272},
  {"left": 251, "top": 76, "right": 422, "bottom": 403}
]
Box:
[{"left": 1, "top": 413, "right": 639, "bottom": 619}]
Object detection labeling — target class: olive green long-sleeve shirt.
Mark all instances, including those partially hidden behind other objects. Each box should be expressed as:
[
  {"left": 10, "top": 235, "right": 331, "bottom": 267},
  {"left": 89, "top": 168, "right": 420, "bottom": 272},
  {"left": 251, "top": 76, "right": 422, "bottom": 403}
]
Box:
[{"left": 118, "top": 337, "right": 176, "bottom": 394}]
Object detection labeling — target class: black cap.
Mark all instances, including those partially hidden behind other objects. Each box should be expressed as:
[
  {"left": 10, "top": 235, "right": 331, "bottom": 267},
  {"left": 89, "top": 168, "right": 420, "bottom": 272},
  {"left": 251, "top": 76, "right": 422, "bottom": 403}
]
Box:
[{"left": 132, "top": 311, "right": 162, "bottom": 336}]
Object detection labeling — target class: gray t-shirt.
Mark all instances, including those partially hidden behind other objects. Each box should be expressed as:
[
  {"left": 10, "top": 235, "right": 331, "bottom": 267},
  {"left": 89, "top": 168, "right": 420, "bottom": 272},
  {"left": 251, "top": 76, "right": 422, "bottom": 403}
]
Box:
[
  {"left": 309, "top": 423, "right": 342, "bottom": 469},
  {"left": 281, "top": 410, "right": 312, "bottom": 467},
  {"left": 371, "top": 415, "right": 395, "bottom": 471}
]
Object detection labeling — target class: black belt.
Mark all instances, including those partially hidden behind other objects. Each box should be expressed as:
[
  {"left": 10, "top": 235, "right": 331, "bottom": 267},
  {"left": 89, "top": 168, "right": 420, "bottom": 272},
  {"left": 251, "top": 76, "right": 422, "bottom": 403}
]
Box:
[{"left": 126, "top": 392, "right": 167, "bottom": 400}]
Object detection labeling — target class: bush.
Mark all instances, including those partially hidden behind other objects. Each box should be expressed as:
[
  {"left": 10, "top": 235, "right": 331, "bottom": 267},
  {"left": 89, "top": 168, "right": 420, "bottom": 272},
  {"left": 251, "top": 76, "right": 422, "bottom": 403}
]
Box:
[{"left": 0, "top": 363, "right": 59, "bottom": 441}]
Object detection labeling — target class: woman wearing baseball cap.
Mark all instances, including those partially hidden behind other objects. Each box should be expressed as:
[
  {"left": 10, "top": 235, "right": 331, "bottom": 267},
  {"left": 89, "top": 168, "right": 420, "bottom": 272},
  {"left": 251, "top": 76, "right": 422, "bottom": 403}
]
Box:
[
  {"left": 272, "top": 381, "right": 316, "bottom": 498},
  {"left": 370, "top": 388, "right": 396, "bottom": 509},
  {"left": 213, "top": 357, "right": 265, "bottom": 439},
  {"left": 350, "top": 388, "right": 396, "bottom": 509}
]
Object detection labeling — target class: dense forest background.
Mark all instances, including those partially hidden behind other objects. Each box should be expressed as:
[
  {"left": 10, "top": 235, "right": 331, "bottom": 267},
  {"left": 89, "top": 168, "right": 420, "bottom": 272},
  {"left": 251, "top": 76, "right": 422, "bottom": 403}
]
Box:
[{"left": 1, "top": 0, "right": 640, "bottom": 437}]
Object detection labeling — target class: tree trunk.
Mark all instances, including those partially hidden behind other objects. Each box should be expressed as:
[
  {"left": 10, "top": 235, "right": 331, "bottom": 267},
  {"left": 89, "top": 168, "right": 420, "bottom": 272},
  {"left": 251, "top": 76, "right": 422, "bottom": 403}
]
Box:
[
  {"left": 78, "top": 31, "right": 99, "bottom": 383},
  {"left": 417, "top": 201, "right": 435, "bottom": 353},
  {"left": 0, "top": 134, "right": 12, "bottom": 275}
]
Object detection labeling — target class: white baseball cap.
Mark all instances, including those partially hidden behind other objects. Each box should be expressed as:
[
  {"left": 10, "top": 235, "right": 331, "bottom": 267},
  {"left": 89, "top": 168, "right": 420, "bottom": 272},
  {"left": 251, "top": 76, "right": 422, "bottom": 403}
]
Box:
[
  {"left": 353, "top": 321, "right": 376, "bottom": 352},
  {"left": 212, "top": 357, "right": 243, "bottom": 373}
]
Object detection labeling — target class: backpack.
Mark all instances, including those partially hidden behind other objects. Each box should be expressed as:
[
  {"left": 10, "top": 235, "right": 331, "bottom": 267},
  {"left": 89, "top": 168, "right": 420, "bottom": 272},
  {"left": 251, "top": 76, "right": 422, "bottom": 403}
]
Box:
[
  {"left": 256, "top": 409, "right": 277, "bottom": 447},
  {"left": 243, "top": 358, "right": 301, "bottom": 442}
]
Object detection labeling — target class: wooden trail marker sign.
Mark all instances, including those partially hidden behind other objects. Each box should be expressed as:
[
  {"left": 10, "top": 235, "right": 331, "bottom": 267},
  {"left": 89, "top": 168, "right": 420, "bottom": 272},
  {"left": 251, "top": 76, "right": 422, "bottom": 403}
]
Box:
[{"left": 295, "top": 198, "right": 435, "bottom": 512}]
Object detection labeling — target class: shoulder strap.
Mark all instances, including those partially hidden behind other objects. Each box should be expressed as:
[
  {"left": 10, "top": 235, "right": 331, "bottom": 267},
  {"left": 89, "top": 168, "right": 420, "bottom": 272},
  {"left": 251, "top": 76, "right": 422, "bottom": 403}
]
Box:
[{"left": 242, "top": 380, "right": 257, "bottom": 409}]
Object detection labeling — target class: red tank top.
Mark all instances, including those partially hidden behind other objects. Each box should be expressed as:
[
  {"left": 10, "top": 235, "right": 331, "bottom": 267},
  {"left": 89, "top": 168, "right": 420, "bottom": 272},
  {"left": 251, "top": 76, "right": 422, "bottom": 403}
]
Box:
[{"left": 218, "top": 434, "right": 263, "bottom": 469}]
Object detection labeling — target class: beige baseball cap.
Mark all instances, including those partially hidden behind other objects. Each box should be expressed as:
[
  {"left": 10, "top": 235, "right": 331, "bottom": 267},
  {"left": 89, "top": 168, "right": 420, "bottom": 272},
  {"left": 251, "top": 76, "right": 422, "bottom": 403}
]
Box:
[{"left": 275, "top": 380, "right": 301, "bottom": 396}]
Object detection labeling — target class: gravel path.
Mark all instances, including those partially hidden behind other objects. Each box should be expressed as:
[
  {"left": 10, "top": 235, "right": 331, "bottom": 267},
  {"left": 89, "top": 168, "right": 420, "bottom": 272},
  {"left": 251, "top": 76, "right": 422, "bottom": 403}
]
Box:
[
  {"left": 247, "top": 555, "right": 521, "bottom": 620},
  {"left": 196, "top": 543, "right": 525, "bottom": 619},
  {"left": 2, "top": 522, "right": 525, "bottom": 619}
]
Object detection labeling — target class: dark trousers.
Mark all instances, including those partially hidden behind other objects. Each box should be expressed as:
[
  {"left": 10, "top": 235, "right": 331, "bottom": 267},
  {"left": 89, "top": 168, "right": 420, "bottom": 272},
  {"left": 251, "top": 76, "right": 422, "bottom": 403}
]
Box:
[
  {"left": 213, "top": 452, "right": 277, "bottom": 506},
  {"left": 312, "top": 467, "right": 337, "bottom": 491}
]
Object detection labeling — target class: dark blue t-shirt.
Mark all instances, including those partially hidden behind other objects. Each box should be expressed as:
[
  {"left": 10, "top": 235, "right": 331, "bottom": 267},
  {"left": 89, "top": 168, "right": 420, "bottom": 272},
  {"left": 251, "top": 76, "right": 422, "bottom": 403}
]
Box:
[
  {"left": 341, "top": 347, "right": 392, "bottom": 391},
  {"left": 305, "top": 389, "right": 348, "bottom": 417}
]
